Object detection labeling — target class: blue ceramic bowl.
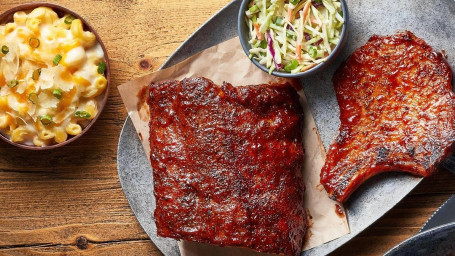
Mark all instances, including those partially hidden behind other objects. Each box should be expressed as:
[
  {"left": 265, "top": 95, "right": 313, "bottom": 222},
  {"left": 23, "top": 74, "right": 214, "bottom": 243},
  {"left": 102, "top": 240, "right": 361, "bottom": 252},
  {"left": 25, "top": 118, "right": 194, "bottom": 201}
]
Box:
[{"left": 238, "top": 0, "right": 349, "bottom": 78}]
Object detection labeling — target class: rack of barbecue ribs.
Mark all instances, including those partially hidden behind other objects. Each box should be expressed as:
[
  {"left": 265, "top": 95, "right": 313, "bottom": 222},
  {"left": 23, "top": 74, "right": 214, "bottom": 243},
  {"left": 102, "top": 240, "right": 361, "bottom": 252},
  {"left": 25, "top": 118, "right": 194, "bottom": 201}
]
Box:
[
  {"left": 146, "top": 77, "right": 307, "bottom": 256},
  {"left": 321, "top": 31, "right": 455, "bottom": 203}
]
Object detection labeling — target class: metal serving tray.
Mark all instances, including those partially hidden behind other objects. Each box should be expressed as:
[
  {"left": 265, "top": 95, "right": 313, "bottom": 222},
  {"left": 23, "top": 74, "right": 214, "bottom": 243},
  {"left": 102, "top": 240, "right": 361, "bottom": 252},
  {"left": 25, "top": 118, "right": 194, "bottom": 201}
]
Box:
[{"left": 117, "top": 0, "right": 455, "bottom": 255}]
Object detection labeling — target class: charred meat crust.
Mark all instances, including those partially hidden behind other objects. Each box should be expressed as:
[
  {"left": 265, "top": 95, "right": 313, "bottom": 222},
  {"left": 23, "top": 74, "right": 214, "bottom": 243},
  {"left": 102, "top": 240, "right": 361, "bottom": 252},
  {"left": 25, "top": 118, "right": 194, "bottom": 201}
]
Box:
[{"left": 147, "top": 77, "right": 307, "bottom": 256}]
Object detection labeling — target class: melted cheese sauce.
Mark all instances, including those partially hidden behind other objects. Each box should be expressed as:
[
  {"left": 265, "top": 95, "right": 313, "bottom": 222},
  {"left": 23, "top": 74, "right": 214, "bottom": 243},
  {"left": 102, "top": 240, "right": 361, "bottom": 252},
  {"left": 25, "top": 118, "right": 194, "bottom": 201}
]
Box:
[{"left": 0, "top": 7, "right": 107, "bottom": 146}]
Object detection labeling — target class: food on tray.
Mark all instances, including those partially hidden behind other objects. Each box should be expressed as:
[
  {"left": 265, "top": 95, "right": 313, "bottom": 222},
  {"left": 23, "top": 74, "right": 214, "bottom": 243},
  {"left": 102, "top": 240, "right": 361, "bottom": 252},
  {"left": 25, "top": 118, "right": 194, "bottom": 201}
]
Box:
[
  {"left": 245, "top": 0, "right": 344, "bottom": 73},
  {"left": 145, "top": 77, "right": 307, "bottom": 256},
  {"left": 0, "top": 7, "right": 107, "bottom": 146},
  {"left": 321, "top": 31, "right": 455, "bottom": 202}
]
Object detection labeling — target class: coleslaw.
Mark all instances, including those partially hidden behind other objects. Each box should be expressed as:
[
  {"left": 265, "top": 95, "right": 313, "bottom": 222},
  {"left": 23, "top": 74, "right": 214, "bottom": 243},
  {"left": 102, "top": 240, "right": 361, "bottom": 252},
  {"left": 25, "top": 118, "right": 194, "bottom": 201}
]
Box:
[{"left": 245, "top": 0, "right": 344, "bottom": 74}]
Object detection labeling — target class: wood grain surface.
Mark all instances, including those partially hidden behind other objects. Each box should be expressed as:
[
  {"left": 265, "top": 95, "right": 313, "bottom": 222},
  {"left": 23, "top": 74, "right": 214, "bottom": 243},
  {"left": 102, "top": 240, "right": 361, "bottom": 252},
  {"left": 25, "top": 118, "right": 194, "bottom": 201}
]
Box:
[{"left": 0, "top": 0, "right": 453, "bottom": 255}]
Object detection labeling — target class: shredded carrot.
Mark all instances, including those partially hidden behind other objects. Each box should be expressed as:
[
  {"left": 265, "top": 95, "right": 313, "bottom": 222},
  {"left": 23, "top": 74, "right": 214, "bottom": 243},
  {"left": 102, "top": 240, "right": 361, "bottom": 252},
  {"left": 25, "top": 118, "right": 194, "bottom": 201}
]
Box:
[
  {"left": 296, "top": 9, "right": 305, "bottom": 61},
  {"left": 296, "top": 44, "right": 302, "bottom": 60},
  {"left": 302, "top": 1, "right": 311, "bottom": 24},
  {"left": 254, "top": 23, "right": 263, "bottom": 40},
  {"left": 288, "top": 5, "right": 294, "bottom": 22},
  {"left": 301, "top": 63, "right": 317, "bottom": 72}
]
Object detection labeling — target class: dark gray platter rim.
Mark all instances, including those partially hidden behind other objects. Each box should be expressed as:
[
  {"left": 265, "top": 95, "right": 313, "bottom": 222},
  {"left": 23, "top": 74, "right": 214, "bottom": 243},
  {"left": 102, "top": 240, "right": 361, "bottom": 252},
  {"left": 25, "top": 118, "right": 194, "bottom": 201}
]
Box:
[
  {"left": 384, "top": 222, "right": 455, "bottom": 256},
  {"left": 117, "top": 0, "right": 455, "bottom": 255}
]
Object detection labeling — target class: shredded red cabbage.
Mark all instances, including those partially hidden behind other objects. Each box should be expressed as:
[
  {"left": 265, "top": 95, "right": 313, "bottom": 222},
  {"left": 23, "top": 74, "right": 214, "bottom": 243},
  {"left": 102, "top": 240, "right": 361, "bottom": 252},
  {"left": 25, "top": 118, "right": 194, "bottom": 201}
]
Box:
[
  {"left": 266, "top": 31, "right": 282, "bottom": 70},
  {"left": 312, "top": 1, "right": 324, "bottom": 8},
  {"left": 304, "top": 32, "right": 311, "bottom": 41}
]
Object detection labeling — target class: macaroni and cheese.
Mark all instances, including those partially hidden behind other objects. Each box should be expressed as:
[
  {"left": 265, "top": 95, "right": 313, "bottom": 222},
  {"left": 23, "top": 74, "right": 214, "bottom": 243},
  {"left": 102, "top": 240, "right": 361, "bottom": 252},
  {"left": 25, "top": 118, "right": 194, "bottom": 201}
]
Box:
[{"left": 0, "top": 7, "right": 107, "bottom": 146}]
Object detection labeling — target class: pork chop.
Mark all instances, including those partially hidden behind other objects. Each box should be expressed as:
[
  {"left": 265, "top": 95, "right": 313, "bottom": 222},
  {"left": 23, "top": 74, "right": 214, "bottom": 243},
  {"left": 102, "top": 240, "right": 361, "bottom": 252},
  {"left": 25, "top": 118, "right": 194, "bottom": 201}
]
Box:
[{"left": 321, "top": 31, "right": 455, "bottom": 202}]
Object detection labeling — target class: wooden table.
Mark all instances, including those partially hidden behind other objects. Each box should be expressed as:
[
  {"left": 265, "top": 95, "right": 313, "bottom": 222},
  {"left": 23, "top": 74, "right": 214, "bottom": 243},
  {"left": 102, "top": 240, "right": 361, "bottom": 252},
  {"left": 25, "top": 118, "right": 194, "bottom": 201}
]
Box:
[{"left": 0, "top": 0, "right": 453, "bottom": 255}]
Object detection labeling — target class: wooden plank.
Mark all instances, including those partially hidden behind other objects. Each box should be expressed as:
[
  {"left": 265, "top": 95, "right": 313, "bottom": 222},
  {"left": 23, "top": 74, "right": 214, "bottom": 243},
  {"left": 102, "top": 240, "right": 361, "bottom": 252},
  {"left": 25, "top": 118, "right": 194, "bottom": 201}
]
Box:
[
  {"left": 0, "top": 240, "right": 161, "bottom": 256},
  {"left": 412, "top": 168, "right": 455, "bottom": 195},
  {"left": 0, "top": 178, "right": 146, "bottom": 245}
]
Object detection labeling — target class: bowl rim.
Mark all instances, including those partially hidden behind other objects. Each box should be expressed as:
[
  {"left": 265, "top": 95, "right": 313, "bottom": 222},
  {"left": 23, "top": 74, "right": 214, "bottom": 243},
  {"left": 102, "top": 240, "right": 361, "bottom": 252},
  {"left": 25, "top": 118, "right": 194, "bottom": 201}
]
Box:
[
  {"left": 0, "top": 2, "right": 111, "bottom": 150},
  {"left": 384, "top": 222, "right": 455, "bottom": 256},
  {"left": 237, "top": 0, "right": 349, "bottom": 78}
]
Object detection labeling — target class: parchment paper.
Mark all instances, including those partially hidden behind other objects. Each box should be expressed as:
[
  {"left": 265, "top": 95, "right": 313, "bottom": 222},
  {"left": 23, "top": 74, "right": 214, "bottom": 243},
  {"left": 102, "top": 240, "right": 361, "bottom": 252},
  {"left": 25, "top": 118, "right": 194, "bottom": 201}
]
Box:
[{"left": 118, "top": 37, "right": 350, "bottom": 253}]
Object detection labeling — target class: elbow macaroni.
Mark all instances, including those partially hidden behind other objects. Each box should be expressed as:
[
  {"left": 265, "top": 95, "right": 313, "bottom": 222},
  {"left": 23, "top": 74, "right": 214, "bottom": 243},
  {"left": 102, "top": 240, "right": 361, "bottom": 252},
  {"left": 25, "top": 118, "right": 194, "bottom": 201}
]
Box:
[
  {"left": 71, "top": 19, "right": 96, "bottom": 48},
  {"left": 66, "top": 123, "right": 82, "bottom": 136},
  {"left": 13, "top": 12, "right": 27, "bottom": 25},
  {"left": 0, "top": 7, "right": 107, "bottom": 147}
]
